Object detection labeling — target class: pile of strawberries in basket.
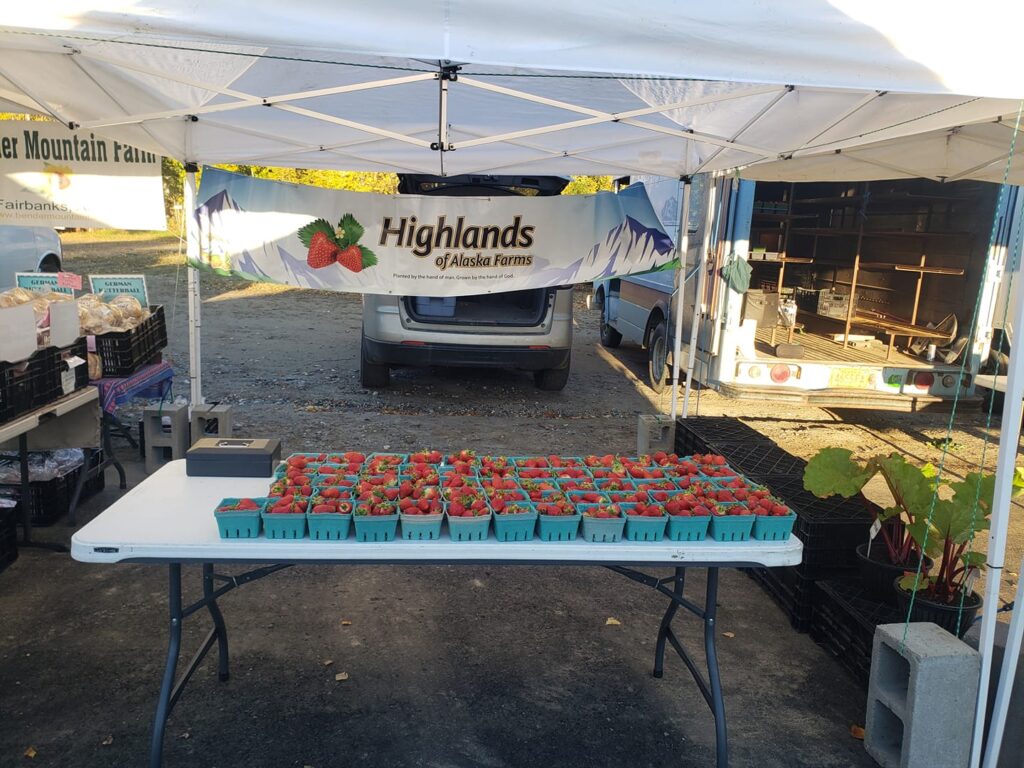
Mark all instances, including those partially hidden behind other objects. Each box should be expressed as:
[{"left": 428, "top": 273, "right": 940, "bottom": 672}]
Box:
[{"left": 240, "top": 450, "right": 791, "bottom": 520}]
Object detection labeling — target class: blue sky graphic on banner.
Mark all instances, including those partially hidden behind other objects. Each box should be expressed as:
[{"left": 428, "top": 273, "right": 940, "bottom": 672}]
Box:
[{"left": 194, "top": 168, "right": 675, "bottom": 297}]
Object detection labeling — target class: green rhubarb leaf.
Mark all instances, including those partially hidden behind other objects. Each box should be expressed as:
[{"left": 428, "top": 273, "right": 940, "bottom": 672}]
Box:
[
  {"left": 874, "top": 454, "right": 937, "bottom": 520},
  {"left": 878, "top": 505, "right": 904, "bottom": 523},
  {"left": 899, "top": 572, "right": 931, "bottom": 592},
  {"left": 297, "top": 218, "right": 338, "bottom": 248},
  {"left": 803, "top": 448, "right": 873, "bottom": 498},
  {"left": 336, "top": 213, "right": 364, "bottom": 247},
  {"left": 359, "top": 245, "right": 378, "bottom": 269},
  {"left": 961, "top": 550, "right": 987, "bottom": 569}
]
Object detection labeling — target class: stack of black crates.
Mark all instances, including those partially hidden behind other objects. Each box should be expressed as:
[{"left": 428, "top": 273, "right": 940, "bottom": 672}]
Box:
[
  {"left": 0, "top": 450, "right": 106, "bottom": 528},
  {"left": 93, "top": 305, "right": 168, "bottom": 376},
  {"left": 675, "top": 416, "right": 893, "bottom": 686}
]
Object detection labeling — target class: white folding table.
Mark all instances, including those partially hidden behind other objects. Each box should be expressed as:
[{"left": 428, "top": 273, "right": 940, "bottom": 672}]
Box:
[{"left": 72, "top": 460, "right": 803, "bottom": 768}]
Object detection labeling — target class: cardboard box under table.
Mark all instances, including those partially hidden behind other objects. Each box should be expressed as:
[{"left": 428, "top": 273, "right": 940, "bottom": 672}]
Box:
[{"left": 71, "top": 460, "right": 802, "bottom": 768}]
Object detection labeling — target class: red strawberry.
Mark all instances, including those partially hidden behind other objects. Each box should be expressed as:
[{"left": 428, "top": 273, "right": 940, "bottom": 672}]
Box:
[
  {"left": 307, "top": 231, "right": 339, "bottom": 269},
  {"left": 337, "top": 244, "right": 363, "bottom": 272}
]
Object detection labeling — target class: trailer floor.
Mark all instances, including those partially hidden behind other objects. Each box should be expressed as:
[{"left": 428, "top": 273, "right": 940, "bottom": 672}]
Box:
[{"left": 754, "top": 325, "right": 932, "bottom": 368}]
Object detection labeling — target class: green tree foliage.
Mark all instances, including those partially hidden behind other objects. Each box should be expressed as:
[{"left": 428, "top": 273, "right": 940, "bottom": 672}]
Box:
[{"left": 561, "top": 176, "right": 615, "bottom": 195}]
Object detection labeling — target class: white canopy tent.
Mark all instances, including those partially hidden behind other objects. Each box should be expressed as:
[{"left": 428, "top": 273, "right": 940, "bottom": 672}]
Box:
[{"left": 2, "top": 4, "right": 1024, "bottom": 767}]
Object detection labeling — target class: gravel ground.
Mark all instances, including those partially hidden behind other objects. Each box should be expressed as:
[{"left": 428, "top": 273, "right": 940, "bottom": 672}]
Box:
[{"left": 0, "top": 230, "right": 1019, "bottom": 767}]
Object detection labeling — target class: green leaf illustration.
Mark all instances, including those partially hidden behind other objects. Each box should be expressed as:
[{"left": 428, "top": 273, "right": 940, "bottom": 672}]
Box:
[
  {"left": 297, "top": 218, "right": 338, "bottom": 248},
  {"left": 359, "top": 246, "right": 378, "bottom": 269},
  {"left": 336, "top": 213, "right": 364, "bottom": 247}
]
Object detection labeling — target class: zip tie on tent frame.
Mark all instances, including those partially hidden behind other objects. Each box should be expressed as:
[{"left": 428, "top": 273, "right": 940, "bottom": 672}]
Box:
[{"left": 900, "top": 100, "right": 1024, "bottom": 650}]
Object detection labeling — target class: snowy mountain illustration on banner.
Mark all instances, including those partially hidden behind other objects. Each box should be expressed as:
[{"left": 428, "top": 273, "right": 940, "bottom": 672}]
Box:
[
  {"left": 194, "top": 189, "right": 370, "bottom": 291},
  {"left": 584, "top": 216, "right": 675, "bottom": 278}
]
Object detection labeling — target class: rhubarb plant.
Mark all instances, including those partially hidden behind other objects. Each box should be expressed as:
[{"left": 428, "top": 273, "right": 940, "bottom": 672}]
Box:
[{"left": 804, "top": 448, "right": 1024, "bottom": 604}]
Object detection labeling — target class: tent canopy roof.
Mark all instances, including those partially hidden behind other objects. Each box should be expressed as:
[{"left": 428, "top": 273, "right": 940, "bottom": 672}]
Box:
[{"left": 1, "top": 2, "right": 1022, "bottom": 181}]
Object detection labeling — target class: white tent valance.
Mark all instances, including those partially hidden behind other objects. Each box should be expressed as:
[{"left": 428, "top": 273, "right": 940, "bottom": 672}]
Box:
[{"left": 1, "top": 2, "right": 1022, "bottom": 181}]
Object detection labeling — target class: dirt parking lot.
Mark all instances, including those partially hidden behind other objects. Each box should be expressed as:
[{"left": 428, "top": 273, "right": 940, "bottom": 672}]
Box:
[{"left": 0, "top": 231, "right": 1019, "bottom": 768}]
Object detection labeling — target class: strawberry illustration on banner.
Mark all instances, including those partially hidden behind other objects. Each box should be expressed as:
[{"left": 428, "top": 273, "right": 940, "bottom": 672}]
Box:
[{"left": 297, "top": 213, "right": 378, "bottom": 271}]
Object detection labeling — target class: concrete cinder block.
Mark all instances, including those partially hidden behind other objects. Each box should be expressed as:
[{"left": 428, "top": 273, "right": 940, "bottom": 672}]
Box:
[
  {"left": 964, "top": 620, "right": 1024, "bottom": 768},
  {"left": 143, "top": 403, "right": 190, "bottom": 474},
  {"left": 637, "top": 414, "right": 675, "bottom": 456},
  {"left": 866, "top": 622, "right": 981, "bottom": 768},
  {"left": 190, "top": 403, "right": 234, "bottom": 443}
]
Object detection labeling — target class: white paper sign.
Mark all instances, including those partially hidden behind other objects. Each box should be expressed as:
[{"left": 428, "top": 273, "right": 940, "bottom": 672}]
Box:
[
  {"left": 0, "top": 120, "right": 166, "bottom": 230},
  {"left": 869, "top": 519, "right": 882, "bottom": 542}
]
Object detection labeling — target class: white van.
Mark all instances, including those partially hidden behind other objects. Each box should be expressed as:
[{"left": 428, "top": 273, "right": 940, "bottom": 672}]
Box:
[{"left": 0, "top": 226, "right": 62, "bottom": 288}]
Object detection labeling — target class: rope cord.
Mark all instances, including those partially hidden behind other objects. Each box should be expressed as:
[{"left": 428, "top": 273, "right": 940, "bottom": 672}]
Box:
[
  {"left": 901, "top": 100, "right": 1023, "bottom": 648},
  {"left": 954, "top": 123, "right": 1024, "bottom": 636}
]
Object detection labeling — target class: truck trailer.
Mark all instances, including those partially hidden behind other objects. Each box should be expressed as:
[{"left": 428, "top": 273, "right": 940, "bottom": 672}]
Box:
[{"left": 595, "top": 175, "right": 1021, "bottom": 410}]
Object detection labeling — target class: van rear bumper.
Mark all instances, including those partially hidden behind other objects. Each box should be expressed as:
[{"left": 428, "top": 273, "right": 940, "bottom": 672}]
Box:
[{"left": 363, "top": 338, "right": 570, "bottom": 371}]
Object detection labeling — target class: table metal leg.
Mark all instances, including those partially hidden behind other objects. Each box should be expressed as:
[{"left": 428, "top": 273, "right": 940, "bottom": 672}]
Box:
[
  {"left": 653, "top": 567, "right": 685, "bottom": 678},
  {"left": 607, "top": 564, "right": 729, "bottom": 768},
  {"left": 150, "top": 563, "right": 183, "bottom": 768},
  {"left": 203, "top": 563, "right": 230, "bottom": 682},
  {"left": 102, "top": 414, "right": 128, "bottom": 490},
  {"left": 704, "top": 568, "right": 728, "bottom": 767}
]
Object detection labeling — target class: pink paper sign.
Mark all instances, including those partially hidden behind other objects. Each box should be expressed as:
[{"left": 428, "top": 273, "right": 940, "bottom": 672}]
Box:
[{"left": 57, "top": 271, "right": 83, "bottom": 290}]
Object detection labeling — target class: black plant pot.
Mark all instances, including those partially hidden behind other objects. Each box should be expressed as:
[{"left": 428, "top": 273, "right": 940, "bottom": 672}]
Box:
[
  {"left": 893, "top": 579, "right": 983, "bottom": 637},
  {"left": 856, "top": 542, "right": 931, "bottom": 606}
]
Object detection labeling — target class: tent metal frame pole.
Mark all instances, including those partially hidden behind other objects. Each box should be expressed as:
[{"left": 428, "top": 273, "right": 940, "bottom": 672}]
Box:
[
  {"left": 683, "top": 177, "right": 719, "bottom": 418},
  {"left": 184, "top": 167, "right": 203, "bottom": 407},
  {"left": 976, "top": 249, "right": 1024, "bottom": 768},
  {"left": 670, "top": 179, "right": 693, "bottom": 421},
  {"left": 80, "top": 73, "right": 436, "bottom": 130}
]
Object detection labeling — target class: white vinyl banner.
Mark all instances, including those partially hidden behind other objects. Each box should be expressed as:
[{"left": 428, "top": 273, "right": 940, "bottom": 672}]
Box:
[
  {"left": 195, "top": 168, "right": 675, "bottom": 296},
  {"left": 0, "top": 120, "right": 166, "bottom": 230}
]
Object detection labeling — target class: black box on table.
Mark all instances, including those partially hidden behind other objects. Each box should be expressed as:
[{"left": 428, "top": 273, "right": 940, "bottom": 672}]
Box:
[{"left": 186, "top": 438, "right": 281, "bottom": 477}]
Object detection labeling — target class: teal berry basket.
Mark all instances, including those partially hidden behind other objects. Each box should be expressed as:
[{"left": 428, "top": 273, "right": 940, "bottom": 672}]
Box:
[
  {"left": 492, "top": 507, "right": 538, "bottom": 542},
  {"left": 623, "top": 511, "right": 669, "bottom": 542},
  {"left": 400, "top": 512, "right": 444, "bottom": 540},
  {"left": 261, "top": 510, "right": 307, "bottom": 539},
  {"left": 306, "top": 511, "right": 352, "bottom": 541},
  {"left": 353, "top": 512, "right": 400, "bottom": 542},
  {"left": 580, "top": 512, "right": 626, "bottom": 543},
  {"left": 751, "top": 512, "right": 797, "bottom": 541},
  {"left": 666, "top": 514, "right": 711, "bottom": 542},
  {"left": 566, "top": 490, "right": 610, "bottom": 506},
  {"left": 214, "top": 498, "right": 267, "bottom": 539},
  {"left": 446, "top": 512, "right": 491, "bottom": 541},
  {"left": 537, "top": 512, "right": 581, "bottom": 541},
  {"left": 708, "top": 513, "right": 755, "bottom": 542}
]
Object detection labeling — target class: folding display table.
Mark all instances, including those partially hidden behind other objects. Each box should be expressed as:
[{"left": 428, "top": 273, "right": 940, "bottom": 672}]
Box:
[{"left": 72, "top": 461, "right": 803, "bottom": 768}]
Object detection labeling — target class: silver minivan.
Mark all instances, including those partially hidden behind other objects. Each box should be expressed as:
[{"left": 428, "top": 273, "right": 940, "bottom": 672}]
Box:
[
  {"left": 0, "top": 226, "right": 62, "bottom": 287},
  {"left": 360, "top": 175, "right": 574, "bottom": 391}
]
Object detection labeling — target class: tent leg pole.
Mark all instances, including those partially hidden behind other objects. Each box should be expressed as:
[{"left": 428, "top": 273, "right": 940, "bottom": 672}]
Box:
[
  {"left": 184, "top": 168, "right": 204, "bottom": 407},
  {"left": 976, "top": 241, "right": 1024, "bottom": 768},
  {"left": 670, "top": 180, "right": 692, "bottom": 421},
  {"left": 683, "top": 178, "right": 719, "bottom": 418}
]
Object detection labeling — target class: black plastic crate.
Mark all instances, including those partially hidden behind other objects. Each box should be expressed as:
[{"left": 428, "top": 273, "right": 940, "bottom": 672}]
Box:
[
  {"left": 748, "top": 566, "right": 815, "bottom": 632},
  {"left": 718, "top": 444, "right": 807, "bottom": 480},
  {"left": 675, "top": 416, "right": 774, "bottom": 457},
  {"left": 0, "top": 348, "right": 61, "bottom": 423},
  {"left": 56, "top": 338, "right": 90, "bottom": 395},
  {"left": 94, "top": 305, "right": 167, "bottom": 377},
  {"left": 0, "top": 451, "right": 105, "bottom": 527},
  {"left": 757, "top": 473, "right": 875, "bottom": 552},
  {"left": 0, "top": 501, "right": 16, "bottom": 574},
  {"left": 749, "top": 565, "right": 858, "bottom": 632},
  {"left": 812, "top": 580, "right": 903, "bottom": 687}
]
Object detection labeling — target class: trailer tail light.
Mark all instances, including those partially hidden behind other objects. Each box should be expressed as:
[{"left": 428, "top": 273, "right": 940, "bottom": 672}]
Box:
[
  {"left": 770, "top": 364, "right": 791, "bottom": 384},
  {"left": 402, "top": 340, "right": 427, "bottom": 346},
  {"left": 747, "top": 365, "right": 762, "bottom": 380},
  {"left": 941, "top": 374, "right": 956, "bottom": 388},
  {"left": 913, "top": 372, "right": 935, "bottom": 389}
]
